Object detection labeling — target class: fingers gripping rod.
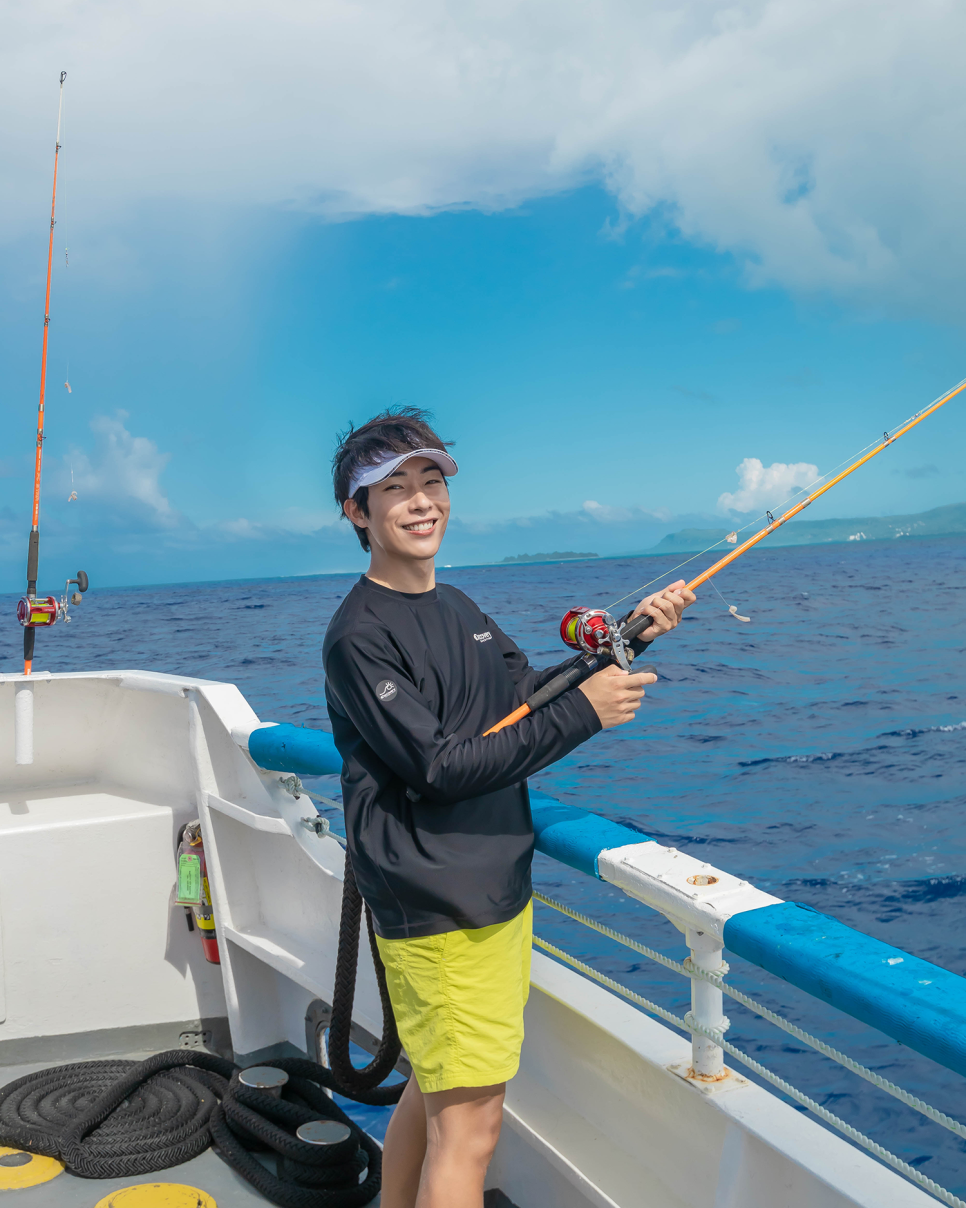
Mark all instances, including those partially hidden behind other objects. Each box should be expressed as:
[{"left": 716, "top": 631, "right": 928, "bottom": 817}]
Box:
[
  {"left": 483, "top": 611, "right": 656, "bottom": 735},
  {"left": 483, "top": 378, "right": 966, "bottom": 736}
]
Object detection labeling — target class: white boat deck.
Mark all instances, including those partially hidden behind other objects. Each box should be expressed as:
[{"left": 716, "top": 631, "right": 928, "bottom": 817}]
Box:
[{"left": 0, "top": 670, "right": 943, "bottom": 1207}]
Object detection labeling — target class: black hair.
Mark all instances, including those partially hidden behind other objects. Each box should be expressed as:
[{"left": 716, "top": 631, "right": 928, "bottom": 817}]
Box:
[{"left": 332, "top": 406, "right": 453, "bottom": 552}]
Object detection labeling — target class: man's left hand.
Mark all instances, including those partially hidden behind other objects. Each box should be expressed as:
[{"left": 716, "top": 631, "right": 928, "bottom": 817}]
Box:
[{"left": 629, "top": 579, "right": 696, "bottom": 641}]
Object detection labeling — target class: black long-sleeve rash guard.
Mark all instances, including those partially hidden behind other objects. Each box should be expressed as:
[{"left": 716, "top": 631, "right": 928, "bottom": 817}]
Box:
[{"left": 322, "top": 575, "right": 603, "bottom": 939}]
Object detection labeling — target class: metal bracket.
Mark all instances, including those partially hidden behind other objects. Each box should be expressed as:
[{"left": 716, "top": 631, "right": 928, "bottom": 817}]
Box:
[
  {"left": 304, "top": 998, "right": 412, "bottom": 1080},
  {"left": 666, "top": 1062, "right": 749, "bottom": 1095}
]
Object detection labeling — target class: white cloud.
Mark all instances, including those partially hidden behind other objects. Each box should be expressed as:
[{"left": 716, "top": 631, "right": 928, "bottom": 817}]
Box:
[
  {"left": 583, "top": 499, "right": 632, "bottom": 523},
  {"left": 4, "top": 1, "right": 966, "bottom": 312},
  {"left": 65, "top": 412, "right": 176, "bottom": 523},
  {"left": 717, "top": 456, "right": 818, "bottom": 514}
]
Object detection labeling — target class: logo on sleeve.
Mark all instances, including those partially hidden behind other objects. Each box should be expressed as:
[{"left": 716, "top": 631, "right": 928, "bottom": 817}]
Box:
[
  {"left": 473, "top": 631, "right": 492, "bottom": 642},
  {"left": 375, "top": 679, "right": 398, "bottom": 703}
]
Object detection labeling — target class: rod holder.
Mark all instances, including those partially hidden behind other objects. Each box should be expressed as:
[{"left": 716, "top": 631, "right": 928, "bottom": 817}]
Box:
[
  {"left": 14, "top": 680, "right": 34, "bottom": 766},
  {"left": 685, "top": 929, "right": 729, "bottom": 1081}
]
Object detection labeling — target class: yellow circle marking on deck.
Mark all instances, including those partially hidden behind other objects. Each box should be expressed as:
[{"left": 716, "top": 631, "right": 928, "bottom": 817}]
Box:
[
  {"left": 93, "top": 1186, "right": 216, "bottom": 1208},
  {"left": 0, "top": 1145, "right": 64, "bottom": 1189}
]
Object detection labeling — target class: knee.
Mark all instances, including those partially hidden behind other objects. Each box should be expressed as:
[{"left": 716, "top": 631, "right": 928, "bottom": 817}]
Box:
[
  {"left": 465, "top": 1100, "right": 502, "bottom": 1164},
  {"left": 426, "top": 1088, "right": 504, "bottom": 1168}
]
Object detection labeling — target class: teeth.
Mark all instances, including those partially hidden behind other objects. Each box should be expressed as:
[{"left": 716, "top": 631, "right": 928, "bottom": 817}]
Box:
[{"left": 405, "top": 521, "right": 435, "bottom": 532}]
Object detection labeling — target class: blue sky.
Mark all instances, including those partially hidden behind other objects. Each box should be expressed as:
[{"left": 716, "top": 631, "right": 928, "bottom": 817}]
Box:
[{"left": 2, "top": 2, "right": 966, "bottom": 590}]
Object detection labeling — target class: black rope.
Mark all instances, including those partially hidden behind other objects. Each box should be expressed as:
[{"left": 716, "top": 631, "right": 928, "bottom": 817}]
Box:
[
  {"left": 0, "top": 1050, "right": 380, "bottom": 1206},
  {"left": 326, "top": 852, "right": 405, "bottom": 1106},
  {"left": 0, "top": 854, "right": 403, "bottom": 1202}
]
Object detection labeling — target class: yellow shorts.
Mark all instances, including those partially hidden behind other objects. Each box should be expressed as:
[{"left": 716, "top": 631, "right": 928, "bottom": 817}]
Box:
[{"left": 375, "top": 901, "right": 533, "bottom": 1094}]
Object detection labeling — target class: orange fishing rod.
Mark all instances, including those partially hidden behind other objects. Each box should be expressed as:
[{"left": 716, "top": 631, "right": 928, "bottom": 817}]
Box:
[
  {"left": 484, "top": 377, "right": 966, "bottom": 735},
  {"left": 18, "top": 72, "right": 89, "bottom": 674}
]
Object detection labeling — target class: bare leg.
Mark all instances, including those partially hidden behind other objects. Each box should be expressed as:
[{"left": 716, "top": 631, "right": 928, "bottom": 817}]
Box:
[
  {"left": 416, "top": 1083, "right": 505, "bottom": 1208},
  {"left": 381, "top": 1076, "right": 427, "bottom": 1208}
]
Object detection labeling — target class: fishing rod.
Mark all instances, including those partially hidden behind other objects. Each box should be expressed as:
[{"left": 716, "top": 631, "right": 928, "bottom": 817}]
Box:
[
  {"left": 484, "top": 376, "right": 966, "bottom": 735},
  {"left": 17, "top": 71, "right": 88, "bottom": 676}
]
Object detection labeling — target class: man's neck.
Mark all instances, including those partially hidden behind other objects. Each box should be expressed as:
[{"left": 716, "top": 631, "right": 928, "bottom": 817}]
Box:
[{"left": 365, "top": 551, "right": 436, "bottom": 595}]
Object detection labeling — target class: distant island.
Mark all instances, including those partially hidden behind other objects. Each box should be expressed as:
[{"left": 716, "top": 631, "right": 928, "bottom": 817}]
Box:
[
  {"left": 647, "top": 502, "right": 966, "bottom": 555},
  {"left": 502, "top": 551, "right": 599, "bottom": 564}
]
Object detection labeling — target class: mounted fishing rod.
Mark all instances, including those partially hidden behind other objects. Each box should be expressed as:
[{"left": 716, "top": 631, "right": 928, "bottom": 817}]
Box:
[
  {"left": 18, "top": 71, "right": 88, "bottom": 676},
  {"left": 484, "top": 376, "right": 966, "bottom": 736}
]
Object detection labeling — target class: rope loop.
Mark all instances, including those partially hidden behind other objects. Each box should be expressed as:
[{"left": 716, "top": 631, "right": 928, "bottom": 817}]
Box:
[{"left": 325, "top": 852, "right": 404, "bottom": 1105}]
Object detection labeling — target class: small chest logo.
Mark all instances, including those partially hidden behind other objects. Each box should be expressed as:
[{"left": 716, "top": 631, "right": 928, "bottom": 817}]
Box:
[
  {"left": 376, "top": 679, "right": 398, "bottom": 702},
  {"left": 473, "top": 631, "right": 492, "bottom": 643}
]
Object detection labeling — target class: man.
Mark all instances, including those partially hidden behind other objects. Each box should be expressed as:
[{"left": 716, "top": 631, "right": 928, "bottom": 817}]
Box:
[{"left": 323, "top": 407, "right": 694, "bottom": 1208}]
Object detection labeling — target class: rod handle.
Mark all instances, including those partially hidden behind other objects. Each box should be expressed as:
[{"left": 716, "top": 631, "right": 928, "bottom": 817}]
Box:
[
  {"left": 620, "top": 612, "right": 654, "bottom": 644},
  {"left": 525, "top": 658, "right": 598, "bottom": 714},
  {"left": 483, "top": 655, "right": 601, "bottom": 735}
]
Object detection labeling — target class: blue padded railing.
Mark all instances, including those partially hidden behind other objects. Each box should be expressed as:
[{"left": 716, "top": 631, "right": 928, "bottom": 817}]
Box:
[
  {"left": 247, "top": 722, "right": 966, "bottom": 1080},
  {"left": 248, "top": 723, "right": 343, "bottom": 777},
  {"left": 725, "top": 901, "right": 966, "bottom": 1079}
]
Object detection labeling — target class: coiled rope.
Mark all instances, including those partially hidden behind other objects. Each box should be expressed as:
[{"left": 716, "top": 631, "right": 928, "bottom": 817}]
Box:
[{"left": 0, "top": 1050, "right": 381, "bottom": 1207}]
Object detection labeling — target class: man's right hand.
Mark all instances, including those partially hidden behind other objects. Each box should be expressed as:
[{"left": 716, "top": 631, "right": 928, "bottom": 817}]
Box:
[{"left": 578, "top": 664, "right": 656, "bottom": 730}]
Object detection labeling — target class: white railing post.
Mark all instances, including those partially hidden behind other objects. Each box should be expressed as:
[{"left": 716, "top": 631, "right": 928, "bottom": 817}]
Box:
[
  {"left": 598, "top": 841, "right": 777, "bottom": 1089},
  {"left": 685, "top": 929, "right": 729, "bottom": 1080}
]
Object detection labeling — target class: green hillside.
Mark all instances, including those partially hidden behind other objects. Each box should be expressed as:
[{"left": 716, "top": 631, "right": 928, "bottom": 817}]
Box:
[{"left": 649, "top": 502, "right": 966, "bottom": 554}]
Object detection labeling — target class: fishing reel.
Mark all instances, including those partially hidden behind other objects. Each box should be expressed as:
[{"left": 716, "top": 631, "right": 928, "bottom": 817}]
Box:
[
  {"left": 17, "top": 570, "right": 89, "bottom": 629},
  {"left": 560, "top": 607, "right": 632, "bottom": 671}
]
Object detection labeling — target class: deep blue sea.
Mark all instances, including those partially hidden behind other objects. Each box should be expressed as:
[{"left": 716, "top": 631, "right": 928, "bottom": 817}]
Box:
[{"left": 3, "top": 535, "right": 965, "bottom": 1191}]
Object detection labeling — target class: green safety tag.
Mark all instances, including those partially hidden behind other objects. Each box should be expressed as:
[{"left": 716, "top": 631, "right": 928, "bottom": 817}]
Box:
[{"left": 176, "top": 852, "right": 202, "bottom": 905}]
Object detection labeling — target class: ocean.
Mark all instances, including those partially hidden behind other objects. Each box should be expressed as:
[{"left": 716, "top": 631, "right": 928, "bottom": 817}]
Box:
[{"left": 3, "top": 534, "right": 965, "bottom": 1191}]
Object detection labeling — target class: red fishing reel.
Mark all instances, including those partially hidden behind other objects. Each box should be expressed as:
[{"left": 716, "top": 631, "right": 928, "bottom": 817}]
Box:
[
  {"left": 17, "top": 572, "right": 88, "bottom": 629},
  {"left": 17, "top": 596, "right": 58, "bottom": 628},
  {"left": 560, "top": 607, "right": 631, "bottom": 669},
  {"left": 560, "top": 607, "right": 613, "bottom": 655}
]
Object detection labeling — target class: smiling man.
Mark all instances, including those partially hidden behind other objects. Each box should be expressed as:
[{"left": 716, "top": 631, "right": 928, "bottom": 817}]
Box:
[{"left": 323, "top": 407, "right": 694, "bottom": 1208}]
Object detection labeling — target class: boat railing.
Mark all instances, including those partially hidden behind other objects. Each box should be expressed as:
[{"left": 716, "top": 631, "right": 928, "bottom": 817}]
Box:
[{"left": 245, "top": 722, "right": 966, "bottom": 1208}]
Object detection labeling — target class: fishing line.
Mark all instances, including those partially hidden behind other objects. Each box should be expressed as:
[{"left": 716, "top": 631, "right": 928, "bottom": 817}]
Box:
[
  {"left": 605, "top": 377, "right": 966, "bottom": 613},
  {"left": 484, "top": 375, "right": 966, "bottom": 734},
  {"left": 708, "top": 576, "right": 750, "bottom": 622}
]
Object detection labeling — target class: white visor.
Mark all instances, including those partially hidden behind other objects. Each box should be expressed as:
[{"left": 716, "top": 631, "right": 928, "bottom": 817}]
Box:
[{"left": 348, "top": 447, "right": 459, "bottom": 500}]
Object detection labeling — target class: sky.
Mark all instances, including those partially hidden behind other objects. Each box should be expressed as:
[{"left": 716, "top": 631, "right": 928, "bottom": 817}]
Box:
[{"left": 2, "top": 0, "right": 966, "bottom": 590}]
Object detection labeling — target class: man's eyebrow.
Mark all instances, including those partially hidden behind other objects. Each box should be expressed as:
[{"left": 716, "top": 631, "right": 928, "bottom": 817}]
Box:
[{"left": 382, "top": 463, "right": 442, "bottom": 481}]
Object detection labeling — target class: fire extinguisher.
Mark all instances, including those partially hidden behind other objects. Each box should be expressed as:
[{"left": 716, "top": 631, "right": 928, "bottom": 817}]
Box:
[{"left": 176, "top": 821, "right": 220, "bottom": 964}]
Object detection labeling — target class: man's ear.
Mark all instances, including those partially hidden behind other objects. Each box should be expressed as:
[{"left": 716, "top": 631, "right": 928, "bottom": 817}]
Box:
[{"left": 343, "top": 498, "right": 366, "bottom": 530}]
